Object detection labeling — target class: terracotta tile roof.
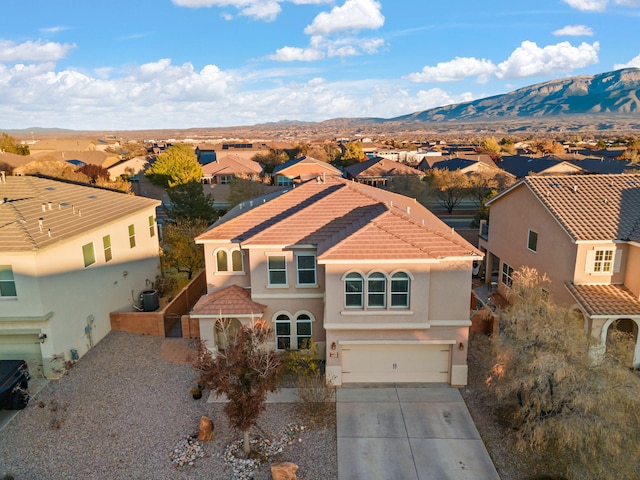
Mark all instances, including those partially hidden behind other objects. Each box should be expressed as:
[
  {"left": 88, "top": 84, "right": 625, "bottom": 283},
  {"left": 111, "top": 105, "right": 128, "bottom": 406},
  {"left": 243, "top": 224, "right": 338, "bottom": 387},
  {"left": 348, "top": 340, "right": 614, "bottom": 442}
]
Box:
[
  {"left": 271, "top": 156, "right": 342, "bottom": 177},
  {"left": 524, "top": 174, "right": 640, "bottom": 242},
  {"left": 191, "top": 284, "right": 266, "bottom": 316},
  {"left": 566, "top": 282, "right": 640, "bottom": 317},
  {"left": 344, "top": 157, "right": 423, "bottom": 178},
  {"left": 196, "top": 176, "right": 480, "bottom": 261},
  {"left": 0, "top": 175, "right": 159, "bottom": 252},
  {"left": 201, "top": 154, "right": 263, "bottom": 176}
]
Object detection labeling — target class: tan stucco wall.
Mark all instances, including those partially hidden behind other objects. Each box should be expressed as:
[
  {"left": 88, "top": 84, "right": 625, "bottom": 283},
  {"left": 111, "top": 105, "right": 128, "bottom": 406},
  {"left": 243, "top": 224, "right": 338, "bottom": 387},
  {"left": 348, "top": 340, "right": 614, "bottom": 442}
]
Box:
[
  {"left": 0, "top": 207, "right": 160, "bottom": 376},
  {"left": 625, "top": 244, "right": 640, "bottom": 298},
  {"left": 574, "top": 242, "right": 627, "bottom": 285},
  {"left": 487, "top": 185, "right": 578, "bottom": 305}
]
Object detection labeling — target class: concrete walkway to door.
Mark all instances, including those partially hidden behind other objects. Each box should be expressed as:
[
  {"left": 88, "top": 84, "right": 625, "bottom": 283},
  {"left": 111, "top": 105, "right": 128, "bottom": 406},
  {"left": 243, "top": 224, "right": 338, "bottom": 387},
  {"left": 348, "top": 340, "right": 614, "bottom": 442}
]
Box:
[{"left": 337, "top": 385, "right": 500, "bottom": 480}]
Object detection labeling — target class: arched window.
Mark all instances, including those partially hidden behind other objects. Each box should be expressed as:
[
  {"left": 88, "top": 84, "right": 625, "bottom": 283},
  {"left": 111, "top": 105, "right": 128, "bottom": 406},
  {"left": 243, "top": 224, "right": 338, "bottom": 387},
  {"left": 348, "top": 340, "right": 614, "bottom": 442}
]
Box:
[
  {"left": 231, "top": 250, "right": 243, "bottom": 272},
  {"left": 296, "top": 314, "right": 312, "bottom": 349},
  {"left": 216, "top": 250, "right": 228, "bottom": 272},
  {"left": 367, "top": 272, "right": 386, "bottom": 308},
  {"left": 275, "top": 314, "right": 291, "bottom": 350},
  {"left": 390, "top": 272, "right": 410, "bottom": 307},
  {"left": 345, "top": 272, "right": 363, "bottom": 307}
]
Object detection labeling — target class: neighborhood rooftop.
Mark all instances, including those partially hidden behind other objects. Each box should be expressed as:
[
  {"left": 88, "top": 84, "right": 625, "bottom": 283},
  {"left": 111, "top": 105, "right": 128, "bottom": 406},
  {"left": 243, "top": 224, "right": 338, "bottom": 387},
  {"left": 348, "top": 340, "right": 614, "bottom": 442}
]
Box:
[
  {"left": 197, "top": 176, "right": 480, "bottom": 260},
  {"left": 0, "top": 175, "right": 160, "bottom": 252}
]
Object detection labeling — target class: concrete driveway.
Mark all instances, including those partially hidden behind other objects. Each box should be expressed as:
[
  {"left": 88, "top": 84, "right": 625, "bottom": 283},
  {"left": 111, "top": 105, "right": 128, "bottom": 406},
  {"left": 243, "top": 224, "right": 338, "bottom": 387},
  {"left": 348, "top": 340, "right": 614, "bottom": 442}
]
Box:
[{"left": 337, "top": 385, "right": 500, "bottom": 480}]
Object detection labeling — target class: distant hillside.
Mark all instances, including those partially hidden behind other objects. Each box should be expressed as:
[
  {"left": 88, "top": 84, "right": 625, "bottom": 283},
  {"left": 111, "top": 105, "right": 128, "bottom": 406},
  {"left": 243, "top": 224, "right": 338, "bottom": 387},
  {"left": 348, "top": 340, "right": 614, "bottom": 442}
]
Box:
[{"left": 393, "top": 68, "right": 640, "bottom": 123}]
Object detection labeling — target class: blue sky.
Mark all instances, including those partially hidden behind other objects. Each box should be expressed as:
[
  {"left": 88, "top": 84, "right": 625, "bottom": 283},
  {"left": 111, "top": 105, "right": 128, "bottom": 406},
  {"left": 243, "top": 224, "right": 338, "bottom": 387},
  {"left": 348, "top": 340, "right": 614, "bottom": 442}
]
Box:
[{"left": 1, "top": 0, "right": 639, "bottom": 130}]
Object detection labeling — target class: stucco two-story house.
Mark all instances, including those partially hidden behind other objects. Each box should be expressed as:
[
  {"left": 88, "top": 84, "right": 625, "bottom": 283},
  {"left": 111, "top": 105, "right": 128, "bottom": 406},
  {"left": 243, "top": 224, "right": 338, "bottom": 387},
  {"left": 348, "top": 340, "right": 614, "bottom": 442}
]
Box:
[
  {"left": 479, "top": 174, "right": 640, "bottom": 365},
  {"left": 192, "top": 176, "right": 481, "bottom": 386},
  {"left": 271, "top": 156, "right": 342, "bottom": 186},
  {"left": 0, "top": 175, "right": 160, "bottom": 377}
]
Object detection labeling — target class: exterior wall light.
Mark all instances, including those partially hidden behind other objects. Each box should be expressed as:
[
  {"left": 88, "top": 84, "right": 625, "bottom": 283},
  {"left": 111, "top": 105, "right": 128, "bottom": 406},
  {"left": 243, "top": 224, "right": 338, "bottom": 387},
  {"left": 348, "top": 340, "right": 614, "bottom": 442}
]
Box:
[
  {"left": 331, "top": 342, "right": 337, "bottom": 350},
  {"left": 458, "top": 342, "right": 465, "bottom": 351}
]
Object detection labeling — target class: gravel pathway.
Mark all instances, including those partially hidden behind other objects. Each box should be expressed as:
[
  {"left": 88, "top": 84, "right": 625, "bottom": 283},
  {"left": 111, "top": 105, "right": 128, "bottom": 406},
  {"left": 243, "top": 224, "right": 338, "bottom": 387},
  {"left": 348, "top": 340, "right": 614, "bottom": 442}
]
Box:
[{"left": 0, "top": 331, "right": 337, "bottom": 480}]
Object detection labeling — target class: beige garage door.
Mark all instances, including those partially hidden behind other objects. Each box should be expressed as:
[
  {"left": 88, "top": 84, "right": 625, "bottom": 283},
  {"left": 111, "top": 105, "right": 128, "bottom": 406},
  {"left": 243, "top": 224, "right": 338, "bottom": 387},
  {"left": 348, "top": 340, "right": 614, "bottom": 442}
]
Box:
[
  {"left": 0, "top": 334, "right": 43, "bottom": 376},
  {"left": 341, "top": 343, "right": 450, "bottom": 383}
]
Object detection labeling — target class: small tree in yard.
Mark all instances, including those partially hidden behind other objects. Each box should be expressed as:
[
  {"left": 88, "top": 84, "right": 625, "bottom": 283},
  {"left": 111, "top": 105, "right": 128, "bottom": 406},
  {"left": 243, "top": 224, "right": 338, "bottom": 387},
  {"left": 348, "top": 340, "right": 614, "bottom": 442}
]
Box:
[
  {"left": 194, "top": 321, "right": 283, "bottom": 455},
  {"left": 486, "top": 267, "right": 640, "bottom": 480},
  {"left": 161, "top": 219, "right": 207, "bottom": 280}
]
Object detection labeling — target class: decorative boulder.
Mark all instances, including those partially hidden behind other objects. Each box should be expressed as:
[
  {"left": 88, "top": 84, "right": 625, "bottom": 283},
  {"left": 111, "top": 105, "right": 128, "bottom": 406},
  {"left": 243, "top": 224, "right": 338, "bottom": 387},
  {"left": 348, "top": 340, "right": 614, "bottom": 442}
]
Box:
[
  {"left": 271, "top": 462, "right": 298, "bottom": 480},
  {"left": 197, "top": 416, "right": 214, "bottom": 442}
]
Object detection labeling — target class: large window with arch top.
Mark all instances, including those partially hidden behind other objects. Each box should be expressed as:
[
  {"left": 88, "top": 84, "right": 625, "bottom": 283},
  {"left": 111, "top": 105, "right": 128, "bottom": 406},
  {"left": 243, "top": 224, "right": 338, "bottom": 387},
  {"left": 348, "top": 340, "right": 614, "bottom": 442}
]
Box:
[
  {"left": 215, "top": 248, "right": 244, "bottom": 273},
  {"left": 343, "top": 270, "right": 411, "bottom": 310},
  {"left": 390, "top": 272, "right": 410, "bottom": 307}
]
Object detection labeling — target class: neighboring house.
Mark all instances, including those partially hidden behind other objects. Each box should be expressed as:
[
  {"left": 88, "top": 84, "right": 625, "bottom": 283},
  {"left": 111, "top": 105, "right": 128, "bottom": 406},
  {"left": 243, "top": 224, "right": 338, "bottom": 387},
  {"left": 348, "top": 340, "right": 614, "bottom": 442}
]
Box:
[
  {"left": 567, "top": 156, "right": 640, "bottom": 175},
  {"left": 192, "top": 176, "right": 482, "bottom": 386},
  {"left": 423, "top": 156, "right": 500, "bottom": 175},
  {"left": 271, "top": 156, "right": 342, "bottom": 186},
  {"left": 344, "top": 157, "right": 423, "bottom": 187},
  {"left": 498, "top": 155, "right": 584, "bottom": 178},
  {"left": 479, "top": 174, "right": 640, "bottom": 365},
  {"left": 195, "top": 146, "right": 217, "bottom": 166},
  {"left": 107, "top": 156, "right": 151, "bottom": 181},
  {"left": 0, "top": 175, "right": 161, "bottom": 377},
  {"left": 201, "top": 154, "right": 263, "bottom": 185}
]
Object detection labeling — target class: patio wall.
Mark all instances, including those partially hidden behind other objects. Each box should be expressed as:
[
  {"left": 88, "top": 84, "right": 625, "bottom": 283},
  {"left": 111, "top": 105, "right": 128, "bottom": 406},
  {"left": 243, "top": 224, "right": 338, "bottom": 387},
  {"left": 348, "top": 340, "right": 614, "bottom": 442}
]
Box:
[{"left": 110, "top": 271, "right": 206, "bottom": 337}]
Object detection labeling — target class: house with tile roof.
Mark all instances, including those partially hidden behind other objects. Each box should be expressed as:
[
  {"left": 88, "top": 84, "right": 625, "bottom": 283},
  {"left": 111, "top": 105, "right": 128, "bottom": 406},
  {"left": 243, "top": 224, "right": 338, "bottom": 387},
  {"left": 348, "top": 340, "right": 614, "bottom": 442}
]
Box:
[
  {"left": 0, "top": 175, "right": 161, "bottom": 377},
  {"left": 271, "top": 156, "right": 342, "bottom": 186},
  {"left": 479, "top": 174, "right": 640, "bottom": 365},
  {"left": 201, "top": 154, "right": 263, "bottom": 185},
  {"left": 192, "top": 176, "right": 482, "bottom": 386},
  {"left": 344, "top": 157, "right": 423, "bottom": 188},
  {"left": 498, "top": 155, "right": 585, "bottom": 178}
]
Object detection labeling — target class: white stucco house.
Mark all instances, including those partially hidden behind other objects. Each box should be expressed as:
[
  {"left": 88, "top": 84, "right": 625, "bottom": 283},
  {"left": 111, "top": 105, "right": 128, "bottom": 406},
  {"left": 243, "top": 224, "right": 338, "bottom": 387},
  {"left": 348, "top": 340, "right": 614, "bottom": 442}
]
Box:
[{"left": 0, "top": 175, "right": 161, "bottom": 377}]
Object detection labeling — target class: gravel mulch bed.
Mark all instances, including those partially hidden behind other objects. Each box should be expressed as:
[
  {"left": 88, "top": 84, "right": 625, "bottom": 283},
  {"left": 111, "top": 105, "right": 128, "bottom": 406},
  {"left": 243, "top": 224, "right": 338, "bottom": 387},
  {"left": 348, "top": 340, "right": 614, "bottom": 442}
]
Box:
[{"left": 0, "top": 331, "right": 337, "bottom": 480}]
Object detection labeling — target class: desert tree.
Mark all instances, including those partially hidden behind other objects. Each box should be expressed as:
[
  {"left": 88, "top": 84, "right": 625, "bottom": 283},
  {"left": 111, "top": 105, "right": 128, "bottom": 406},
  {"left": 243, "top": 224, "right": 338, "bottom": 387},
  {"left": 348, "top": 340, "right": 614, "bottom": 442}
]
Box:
[
  {"left": 226, "top": 174, "right": 267, "bottom": 208},
  {"left": 161, "top": 218, "right": 207, "bottom": 280},
  {"left": 145, "top": 143, "right": 202, "bottom": 188},
  {"left": 166, "top": 181, "right": 218, "bottom": 224},
  {"left": 194, "top": 320, "right": 283, "bottom": 455},
  {"left": 0, "top": 132, "right": 29, "bottom": 155},
  {"left": 486, "top": 267, "right": 640, "bottom": 480},
  {"left": 423, "top": 168, "right": 470, "bottom": 214}
]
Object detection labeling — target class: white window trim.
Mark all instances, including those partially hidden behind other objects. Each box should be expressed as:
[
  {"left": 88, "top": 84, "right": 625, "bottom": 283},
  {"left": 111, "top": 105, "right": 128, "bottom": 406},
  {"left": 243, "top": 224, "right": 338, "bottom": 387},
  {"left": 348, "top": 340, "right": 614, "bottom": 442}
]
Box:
[
  {"left": 295, "top": 253, "right": 317, "bottom": 287},
  {"left": 342, "top": 270, "right": 412, "bottom": 311},
  {"left": 295, "top": 311, "right": 314, "bottom": 350},
  {"left": 0, "top": 265, "right": 17, "bottom": 299},
  {"left": 390, "top": 271, "right": 411, "bottom": 308},
  {"left": 367, "top": 271, "right": 387, "bottom": 309},
  {"left": 267, "top": 254, "right": 288, "bottom": 288},
  {"left": 274, "top": 312, "right": 292, "bottom": 351},
  {"left": 501, "top": 262, "right": 514, "bottom": 288},
  {"left": 103, "top": 235, "right": 112, "bottom": 263},
  {"left": 585, "top": 248, "right": 621, "bottom": 275},
  {"left": 214, "top": 247, "right": 245, "bottom": 275},
  {"left": 343, "top": 271, "right": 364, "bottom": 309}
]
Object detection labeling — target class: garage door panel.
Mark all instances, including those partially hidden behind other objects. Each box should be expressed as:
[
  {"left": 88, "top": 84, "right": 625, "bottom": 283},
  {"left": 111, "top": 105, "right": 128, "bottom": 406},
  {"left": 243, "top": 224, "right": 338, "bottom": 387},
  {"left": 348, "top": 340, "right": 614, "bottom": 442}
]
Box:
[
  {"left": 0, "top": 334, "right": 43, "bottom": 376},
  {"left": 342, "top": 344, "right": 450, "bottom": 383}
]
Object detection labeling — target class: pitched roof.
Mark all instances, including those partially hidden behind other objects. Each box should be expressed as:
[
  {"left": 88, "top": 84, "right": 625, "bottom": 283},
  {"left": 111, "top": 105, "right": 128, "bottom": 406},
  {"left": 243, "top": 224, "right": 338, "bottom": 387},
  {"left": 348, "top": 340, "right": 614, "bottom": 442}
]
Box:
[
  {"left": 271, "top": 156, "right": 342, "bottom": 178},
  {"left": 344, "top": 157, "right": 423, "bottom": 178},
  {"left": 201, "top": 154, "right": 263, "bottom": 176},
  {"left": 0, "top": 175, "right": 159, "bottom": 252},
  {"left": 197, "top": 176, "right": 480, "bottom": 262},
  {"left": 191, "top": 284, "right": 266, "bottom": 317},
  {"left": 490, "top": 174, "right": 640, "bottom": 242},
  {"left": 566, "top": 282, "right": 640, "bottom": 317},
  {"left": 498, "top": 155, "right": 584, "bottom": 178},
  {"left": 567, "top": 157, "right": 640, "bottom": 175}
]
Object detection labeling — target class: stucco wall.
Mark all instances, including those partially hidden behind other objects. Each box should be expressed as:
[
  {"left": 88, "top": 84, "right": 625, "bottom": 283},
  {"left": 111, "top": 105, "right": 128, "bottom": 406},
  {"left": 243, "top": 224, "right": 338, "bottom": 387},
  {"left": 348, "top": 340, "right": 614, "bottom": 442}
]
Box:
[
  {"left": 487, "top": 185, "right": 578, "bottom": 305},
  {"left": 625, "top": 245, "right": 640, "bottom": 298}
]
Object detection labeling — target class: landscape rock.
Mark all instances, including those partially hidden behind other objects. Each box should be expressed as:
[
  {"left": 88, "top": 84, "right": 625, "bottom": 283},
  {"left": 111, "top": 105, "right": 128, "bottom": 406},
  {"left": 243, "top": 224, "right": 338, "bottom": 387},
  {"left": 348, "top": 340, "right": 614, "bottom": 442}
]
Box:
[
  {"left": 198, "top": 416, "right": 214, "bottom": 441},
  {"left": 270, "top": 461, "right": 298, "bottom": 480}
]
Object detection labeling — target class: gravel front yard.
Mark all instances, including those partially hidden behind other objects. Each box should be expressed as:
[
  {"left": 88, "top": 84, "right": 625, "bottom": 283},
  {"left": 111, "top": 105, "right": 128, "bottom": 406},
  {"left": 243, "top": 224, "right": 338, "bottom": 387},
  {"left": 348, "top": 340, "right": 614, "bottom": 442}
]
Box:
[{"left": 0, "top": 331, "right": 337, "bottom": 480}]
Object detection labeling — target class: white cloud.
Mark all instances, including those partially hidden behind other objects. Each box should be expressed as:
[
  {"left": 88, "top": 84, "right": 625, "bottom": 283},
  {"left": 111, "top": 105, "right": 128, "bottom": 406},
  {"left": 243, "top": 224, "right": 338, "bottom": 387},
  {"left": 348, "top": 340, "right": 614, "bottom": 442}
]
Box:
[
  {"left": 563, "top": 0, "right": 608, "bottom": 11},
  {"left": 553, "top": 25, "right": 594, "bottom": 36},
  {"left": 495, "top": 40, "right": 599, "bottom": 79},
  {"left": 0, "top": 39, "right": 76, "bottom": 62},
  {"left": 239, "top": 1, "right": 281, "bottom": 21},
  {"left": 614, "top": 53, "right": 640, "bottom": 69},
  {"left": 304, "top": 0, "right": 384, "bottom": 35},
  {"left": 269, "top": 36, "right": 384, "bottom": 61},
  {"left": 269, "top": 46, "right": 325, "bottom": 61},
  {"left": 563, "top": 0, "right": 640, "bottom": 9},
  {"left": 40, "top": 26, "right": 69, "bottom": 34},
  {"left": 171, "top": 0, "right": 330, "bottom": 20},
  {"left": 407, "top": 57, "right": 497, "bottom": 83}
]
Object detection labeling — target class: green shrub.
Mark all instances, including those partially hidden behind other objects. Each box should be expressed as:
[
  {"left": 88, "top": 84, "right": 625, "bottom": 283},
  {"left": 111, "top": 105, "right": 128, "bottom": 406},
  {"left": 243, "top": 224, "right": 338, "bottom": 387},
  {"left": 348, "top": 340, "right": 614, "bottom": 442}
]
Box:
[{"left": 282, "top": 339, "right": 319, "bottom": 377}]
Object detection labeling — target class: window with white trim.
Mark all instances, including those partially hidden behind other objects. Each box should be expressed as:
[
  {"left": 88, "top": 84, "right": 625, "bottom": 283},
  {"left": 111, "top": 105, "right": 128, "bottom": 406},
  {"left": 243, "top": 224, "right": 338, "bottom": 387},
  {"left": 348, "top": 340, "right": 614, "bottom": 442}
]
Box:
[
  {"left": 103, "top": 235, "right": 112, "bottom": 262},
  {"left": 501, "top": 262, "right": 514, "bottom": 288},
  {"left": 0, "top": 265, "right": 17, "bottom": 297},
  {"left": 216, "top": 250, "right": 228, "bottom": 272},
  {"left": 296, "top": 314, "right": 312, "bottom": 349},
  {"left": 527, "top": 230, "right": 538, "bottom": 252},
  {"left": 367, "top": 272, "right": 386, "bottom": 308},
  {"left": 585, "top": 248, "right": 622, "bottom": 275},
  {"left": 390, "top": 272, "right": 410, "bottom": 307},
  {"left": 231, "top": 250, "right": 243, "bottom": 272},
  {"left": 82, "top": 242, "right": 96, "bottom": 268},
  {"left": 277, "top": 176, "right": 293, "bottom": 186},
  {"left": 268, "top": 255, "right": 287, "bottom": 286},
  {"left": 275, "top": 314, "right": 291, "bottom": 350},
  {"left": 148, "top": 216, "right": 156, "bottom": 237},
  {"left": 296, "top": 253, "right": 316, "bottom": 286},
  {"left": 128, "top": 224, "right": 136, "bottom": 248},
  {"left": 345, "top": 272, "right": 363, "bottom": 307},
  {"left": 220, "top": 175, "right": 231, "bottom": 184}
]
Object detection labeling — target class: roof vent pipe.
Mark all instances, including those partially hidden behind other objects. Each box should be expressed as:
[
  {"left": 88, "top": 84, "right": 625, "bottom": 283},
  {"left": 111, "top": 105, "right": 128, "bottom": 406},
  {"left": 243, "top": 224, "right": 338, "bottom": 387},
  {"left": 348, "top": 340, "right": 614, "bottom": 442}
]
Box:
[
  {"left": 573, "top": 185, "right": 578, "bottom": 193},
  {"left": 48, "top": 229, "right": 51, "bottom": 238},
  {"left": 38, "top": 218, "right": 44, "bottom": 232},
  {"left": 41, "top": 203, "right": 46, "bottom": 212},
  {"left": 48, "top": 202, "right": 52, "bottom": 210},
  {"left": 406, "top": 206, "right": 410, "bottom": 214}
]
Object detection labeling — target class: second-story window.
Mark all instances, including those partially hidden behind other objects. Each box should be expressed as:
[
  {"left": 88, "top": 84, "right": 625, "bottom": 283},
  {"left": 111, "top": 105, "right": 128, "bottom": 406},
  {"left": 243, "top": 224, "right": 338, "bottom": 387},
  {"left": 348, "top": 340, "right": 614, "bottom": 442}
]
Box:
[
  {"left": 367, "top": 272, "right": 386, "bottom": 308},
  {"left": 0, "top": 265, "right": 17, "bottom": 297},
  {"left": 82, "top": 242, "right": 96, "bottom": 268},
  {"left": 128, "top": 224, "right": 136, "bottom": 248},
  {"left": 103, "top": 235, "right": 112, "bottom": 262},
  {"left": 296, "top": 254, "right": 316, "bottom": 286},
  {"left": 268, "top": 255, "right": 287, "bottom": 286},
  {"left": 231, "top": 250, "right": 243, "bottom": 272},
  {"left": 345, "top": 272, "right": 364, "bottom": 307},
  {"left": 390, "top": 272, "right": 410, "bottom": 307},
  {"left": 148, "top": 216, "right": 156, "bottom": 237},
  {"left": 527, "top": 230, "right": 538, "bottom": 252},
  {"left": 216, "top": 250, "right": 228, "bottom": 272}
]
